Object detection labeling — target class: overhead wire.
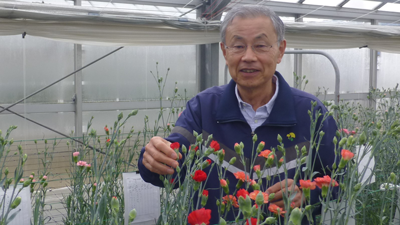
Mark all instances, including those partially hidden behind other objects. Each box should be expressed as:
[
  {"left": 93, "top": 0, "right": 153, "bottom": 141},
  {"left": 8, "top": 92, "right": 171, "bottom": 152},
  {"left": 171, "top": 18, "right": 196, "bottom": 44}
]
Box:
[
  {"left": 350, "top": 0, "right": 400, "bottom": 21},
  {"left": 207, "top": 0, "right": 242, "bottom": 21},
  {"left": 201, "top": 0, "right": 219, "bottom": 17}
]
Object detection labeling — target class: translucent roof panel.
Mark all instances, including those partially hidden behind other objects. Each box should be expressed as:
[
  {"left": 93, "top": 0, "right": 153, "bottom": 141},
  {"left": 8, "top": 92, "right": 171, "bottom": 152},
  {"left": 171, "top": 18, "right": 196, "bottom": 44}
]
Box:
[
  {"left": 303, "top": 0, "right": 344, "bottom": 7},
  {"left": 270, "top": 0, "right": 299, "bottom": 3},
  {"left": 379, "top": 3, "right": 400, "bottom": 13},
  {"left": 343, "top": 0, "right": 382, "bottom": 10}
]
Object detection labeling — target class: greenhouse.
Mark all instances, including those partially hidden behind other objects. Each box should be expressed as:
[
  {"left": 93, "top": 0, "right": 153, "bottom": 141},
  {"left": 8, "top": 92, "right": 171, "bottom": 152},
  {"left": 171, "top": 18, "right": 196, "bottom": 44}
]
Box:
[{"left": 1, "top": 0, "right": 400, "bottom": 224}]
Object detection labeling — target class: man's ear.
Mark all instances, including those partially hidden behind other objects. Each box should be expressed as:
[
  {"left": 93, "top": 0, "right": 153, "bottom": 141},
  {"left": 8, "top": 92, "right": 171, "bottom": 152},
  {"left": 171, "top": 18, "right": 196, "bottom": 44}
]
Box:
[
  {"left": 220, "top": 42, "right": 228, "bottom": 63},
  {"left": 277, "top": 39, "right": 287, "bottom": 64}
]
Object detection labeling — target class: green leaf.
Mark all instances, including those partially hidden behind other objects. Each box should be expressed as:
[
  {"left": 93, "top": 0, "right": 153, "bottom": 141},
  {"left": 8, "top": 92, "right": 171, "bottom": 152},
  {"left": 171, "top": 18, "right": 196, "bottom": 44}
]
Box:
[
  {"left": 97, "top": 194, "right": 107, "bottom": 222},
  {"left": 6, "top": 209, "right": 21, "bottom": 223}
]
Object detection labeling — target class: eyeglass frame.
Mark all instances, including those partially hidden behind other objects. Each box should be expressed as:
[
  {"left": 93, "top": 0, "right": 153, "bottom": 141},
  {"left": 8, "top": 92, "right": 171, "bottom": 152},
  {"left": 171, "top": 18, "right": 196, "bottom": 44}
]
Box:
[{"left": 224, "top": 42, "right": 278, "bottom": 55}]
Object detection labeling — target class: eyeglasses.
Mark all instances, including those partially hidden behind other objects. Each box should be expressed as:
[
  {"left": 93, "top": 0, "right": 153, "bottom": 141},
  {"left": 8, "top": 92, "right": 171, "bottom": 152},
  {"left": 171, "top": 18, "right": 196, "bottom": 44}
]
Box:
[{"left": 225, "top": 44, "right": 274, "bottom": 55}]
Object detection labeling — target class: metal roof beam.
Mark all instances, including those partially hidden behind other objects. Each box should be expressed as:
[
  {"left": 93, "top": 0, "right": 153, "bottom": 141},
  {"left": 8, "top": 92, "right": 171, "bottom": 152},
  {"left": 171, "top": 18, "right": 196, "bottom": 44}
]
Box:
[
  {"left": 368, "top": 0, "right": 400, "bottom": 3},
  {"left": 233, "top": 1, "right": 400, "bottom": 22},
  {"left": 337, "top": 0, "right": 350, "bottom": 8},
  {"left": 374, "top": 2, "right": 387, "bottom": 10},
  {"left": 68, "top": 0, "right": 203, "bottom": 8}
]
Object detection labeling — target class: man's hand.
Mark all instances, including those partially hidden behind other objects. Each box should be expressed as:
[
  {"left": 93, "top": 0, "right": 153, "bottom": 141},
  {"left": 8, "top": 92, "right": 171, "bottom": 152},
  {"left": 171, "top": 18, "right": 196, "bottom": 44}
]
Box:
[
  {"left": 266, "top": 179, "right": 303, "bottom": 208},
  {"left": 142, "top": 136, "right": 182, "bottom": 175}
]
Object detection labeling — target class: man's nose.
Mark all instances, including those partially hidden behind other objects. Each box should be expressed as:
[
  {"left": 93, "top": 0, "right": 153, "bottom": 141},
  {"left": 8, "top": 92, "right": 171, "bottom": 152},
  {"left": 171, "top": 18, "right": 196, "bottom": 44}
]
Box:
[{"left": 241, "top": 46, "right": 257, "bottom": 61}]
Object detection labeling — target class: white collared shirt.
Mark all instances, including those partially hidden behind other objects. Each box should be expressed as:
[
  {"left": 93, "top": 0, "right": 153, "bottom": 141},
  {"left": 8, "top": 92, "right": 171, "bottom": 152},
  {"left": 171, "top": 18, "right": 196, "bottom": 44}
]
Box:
[{"left": 235, "top": 75, "right": 279, "bottom": 132}]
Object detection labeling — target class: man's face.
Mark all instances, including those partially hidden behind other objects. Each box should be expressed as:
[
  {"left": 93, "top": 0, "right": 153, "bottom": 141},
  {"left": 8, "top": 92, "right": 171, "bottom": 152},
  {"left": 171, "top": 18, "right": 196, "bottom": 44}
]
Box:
[{"left": 221, "top": 16, "right": 286, "bottom": 92}]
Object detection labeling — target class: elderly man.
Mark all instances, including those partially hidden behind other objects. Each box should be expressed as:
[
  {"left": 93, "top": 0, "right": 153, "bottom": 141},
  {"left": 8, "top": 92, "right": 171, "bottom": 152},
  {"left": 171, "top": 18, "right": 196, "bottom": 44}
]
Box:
[{"left": 138, "top": 5, "right": 338, "bottom": 224}]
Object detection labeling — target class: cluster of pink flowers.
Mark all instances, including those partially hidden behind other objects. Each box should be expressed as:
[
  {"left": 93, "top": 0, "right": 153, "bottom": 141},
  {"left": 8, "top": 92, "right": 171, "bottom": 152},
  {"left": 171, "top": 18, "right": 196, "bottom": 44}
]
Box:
[{"left": 77, "top": 161, "right": 91, "bottom": 168}]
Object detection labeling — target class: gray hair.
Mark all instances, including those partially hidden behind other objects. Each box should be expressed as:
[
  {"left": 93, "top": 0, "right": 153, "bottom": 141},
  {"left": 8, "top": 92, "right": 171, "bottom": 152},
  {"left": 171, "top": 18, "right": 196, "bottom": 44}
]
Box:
[{"left": 220, "top": 5, "right": 285, "bottom": 45}]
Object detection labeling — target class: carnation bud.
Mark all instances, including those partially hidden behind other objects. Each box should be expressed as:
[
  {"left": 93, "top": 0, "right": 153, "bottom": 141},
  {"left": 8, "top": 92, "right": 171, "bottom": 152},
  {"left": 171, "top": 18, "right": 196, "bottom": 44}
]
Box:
[
  {"left": 129, "top": 209, "right": 137, "bottom": 223},
  {"left": 219, "top": 218, "right": 227, "bottom": 225},
  {"left": 234, "top": 143, "right": 242, "bottom": 155},
  {"left": 277, "top": 134, "right": 282, "bottom": 143},
  {"left": 390, "top": 172, "right": 397, "bottom": 183},
  {"left": 117, "top": 112, "right": 123, "bottom": 121},
  {"left": 333, "top": 136, "right": 337, "bottom": 145},
  {"left": 265, "top": 217, "right": 277, "bottom": 224},
  {"left": 359, "top": 132, "right": 367, "bottom": 145},
  {"left": 301, "top": 146, "right": 307, "bottom": 156},
  {"left": 111, "top": 196, "right": 119, "bottom": 213},
  {"left": 257, "top": 141, "right": 265, "bottom": 153},
  {"left": 268, "top": 193, "right": 275, "bottom": 201},
  {"left": 255, "top": 191, "right": 265, "bottom": 206},
  {"left": 10, "top": 197, "right": 21, "bottom": 209},
  {"left": 289, "top": 207, "right": 302, "bottom": 225},
  {"left": 129, "top": 110, "right": 138, "bottom": 116},
  {"left": 229, "top": 157, "right": 236, "bottom": 165},
  {"left": 354, "top": 183, "right": 361, "bottom": 192},
  {"left": 252, "top": 134, "right": 258, "bottom": 142},
  {"left": 339, "top": 138, "right": 347, "bottom": 147},
  {"left": 23, "top": 180, "right": 31, "bottom": 188}
]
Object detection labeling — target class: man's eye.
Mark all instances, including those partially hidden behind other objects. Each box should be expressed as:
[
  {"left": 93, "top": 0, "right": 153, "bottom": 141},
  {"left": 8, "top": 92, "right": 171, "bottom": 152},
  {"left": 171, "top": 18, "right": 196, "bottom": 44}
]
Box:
[
  {"left": 233, "top": 45, "right": 245, "bottom": 49},
  {"left": 255, "top": 45, "right": 267, "bottom": 48}
]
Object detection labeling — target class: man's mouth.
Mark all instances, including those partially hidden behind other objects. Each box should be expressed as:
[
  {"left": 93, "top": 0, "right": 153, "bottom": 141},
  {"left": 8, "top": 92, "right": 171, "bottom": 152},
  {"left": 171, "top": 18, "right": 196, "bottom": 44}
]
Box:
[{"left": 241, "top": 69, "right": 259, "bottom": 73}]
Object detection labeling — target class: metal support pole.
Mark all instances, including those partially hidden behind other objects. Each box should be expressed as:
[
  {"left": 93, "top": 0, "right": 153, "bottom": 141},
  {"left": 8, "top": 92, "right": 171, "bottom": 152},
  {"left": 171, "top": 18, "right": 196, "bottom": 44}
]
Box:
[
  {"left": 196, "top": 0, "right": 229, "bottom": 91},
  {"left": 285, "top": 50, "right": 341, "bottom": 106},
  {"left": 369, "top": 20, "right": 378, "bottom": 109},
  {"left": 294, "top": 15, "right": 303, "bottom": 89},
  {"left": 74, "top": 0, "right": 83, "bottom": 139}
]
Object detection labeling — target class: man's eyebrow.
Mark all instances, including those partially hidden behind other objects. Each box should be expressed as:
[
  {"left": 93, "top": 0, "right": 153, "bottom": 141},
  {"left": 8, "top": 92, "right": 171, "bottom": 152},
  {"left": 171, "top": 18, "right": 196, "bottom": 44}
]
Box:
[
  {"left": 232, "top": 35, "right": 243, "bottom": 40},
  {"left": 255, "top": 34, "right": 268, "bottom": 40}
]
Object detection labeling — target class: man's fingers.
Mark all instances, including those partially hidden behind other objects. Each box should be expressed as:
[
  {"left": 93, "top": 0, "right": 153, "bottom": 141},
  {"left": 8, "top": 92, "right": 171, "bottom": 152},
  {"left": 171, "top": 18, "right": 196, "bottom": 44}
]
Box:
[
  {"left": 152, "top": 138, "right": 182, "bottom": 161},
  {"left": 272, "top": 200, "right": 285, "bottom": 208},
  {"left": 142, "top": 152, "right": 174, "bottom": 175},
  {"left": 146, "top": 142, "right": 179, "bottom": 168}
]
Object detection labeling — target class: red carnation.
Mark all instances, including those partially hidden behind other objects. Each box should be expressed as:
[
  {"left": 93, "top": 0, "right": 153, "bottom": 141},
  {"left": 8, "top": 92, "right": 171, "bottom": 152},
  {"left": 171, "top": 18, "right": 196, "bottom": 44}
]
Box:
[
  {"left": 190, "top": 146, "right": 199, "bottom": 151},
  {"left": 188, "top": 208, "right": 211, "bottom": 225},
  {"left": 236, "top": 188, "right": 249, "bottom": 199},
  {"left": 202, "top": 190, "right": 209, "bottom": 197},
  {"left": 314, "top": 175, "right": 339, "bottom": 188},
  {"left": 210, "top": 140, "right": 220, "bottom": 151},
  {"left": 299, "top": 180, "right": 316, "bottom": 190},
  {"left": 170, "top": 142, "right": 180, "bottom": 150},
  {"left": 192, "top": 170, "right": 207, "bottom": 182},
  {"left": 246, "top": 218, "right": 258, "bottom": 225},
  {"left": 206, "top": 159, "right": 212, "bottom": 165}
]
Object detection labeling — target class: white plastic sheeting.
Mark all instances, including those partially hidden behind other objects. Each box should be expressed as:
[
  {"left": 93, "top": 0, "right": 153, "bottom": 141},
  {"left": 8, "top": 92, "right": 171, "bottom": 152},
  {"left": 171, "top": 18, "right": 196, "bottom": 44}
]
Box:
[{"left": 1, "top": 1, "right": 400, "bottom": 53}]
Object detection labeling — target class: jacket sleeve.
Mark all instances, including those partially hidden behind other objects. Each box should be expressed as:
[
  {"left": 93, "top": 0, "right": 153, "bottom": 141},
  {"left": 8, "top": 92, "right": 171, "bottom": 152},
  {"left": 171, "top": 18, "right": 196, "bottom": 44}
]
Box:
[{"left": 138, "top": 95, "right": 203, "bottom": 187}]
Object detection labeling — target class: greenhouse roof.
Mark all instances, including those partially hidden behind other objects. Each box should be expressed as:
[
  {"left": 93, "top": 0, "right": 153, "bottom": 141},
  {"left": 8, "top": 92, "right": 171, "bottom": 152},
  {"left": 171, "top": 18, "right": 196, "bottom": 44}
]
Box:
[{"left": 1, "top": 0, "right": 400, "bottom": 52}]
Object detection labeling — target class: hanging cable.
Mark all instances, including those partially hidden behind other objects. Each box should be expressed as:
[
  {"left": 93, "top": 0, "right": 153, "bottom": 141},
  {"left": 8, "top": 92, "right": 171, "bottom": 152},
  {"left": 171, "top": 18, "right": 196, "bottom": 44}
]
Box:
[
  {"left": 208, "top": 0, "right": 242, "bottom": 21},
  {"left": 201, "top": 0, "right": 219, "bottom": 18}
]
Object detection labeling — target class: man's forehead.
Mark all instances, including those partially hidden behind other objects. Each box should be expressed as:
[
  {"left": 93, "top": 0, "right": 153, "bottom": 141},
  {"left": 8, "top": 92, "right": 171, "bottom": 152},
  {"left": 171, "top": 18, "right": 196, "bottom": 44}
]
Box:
[{"left": 231, "top": 33, "right": 269, "bottom": 40}]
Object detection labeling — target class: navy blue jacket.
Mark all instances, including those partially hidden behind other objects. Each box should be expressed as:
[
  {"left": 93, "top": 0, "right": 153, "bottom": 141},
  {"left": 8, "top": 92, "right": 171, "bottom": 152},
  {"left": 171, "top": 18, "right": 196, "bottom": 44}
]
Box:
[{"left": 138, "top": 71, "right": 338, "bottom": 224}]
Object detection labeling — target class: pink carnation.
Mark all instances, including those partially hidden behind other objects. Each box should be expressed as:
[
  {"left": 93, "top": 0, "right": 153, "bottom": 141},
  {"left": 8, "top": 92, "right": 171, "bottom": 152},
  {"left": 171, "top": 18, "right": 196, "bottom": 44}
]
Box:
[
  {"left": 42, "top": 175, "right": 48, "bottom": 180},
  {"left": 339, "top": 129, "right": 350, "bottom": 135},
  {"left": 73, "top": 152, "right": 80, "bottom": 157},
  {"left": 77, "top": 161, "right": 87, "bottom": 167}
]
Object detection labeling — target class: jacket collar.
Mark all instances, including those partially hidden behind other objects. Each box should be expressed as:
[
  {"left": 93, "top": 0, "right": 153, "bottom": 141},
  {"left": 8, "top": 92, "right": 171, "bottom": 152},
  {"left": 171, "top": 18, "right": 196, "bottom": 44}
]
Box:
[{"left": 215, "top": 71, "right": 297, "bottom": 126}]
